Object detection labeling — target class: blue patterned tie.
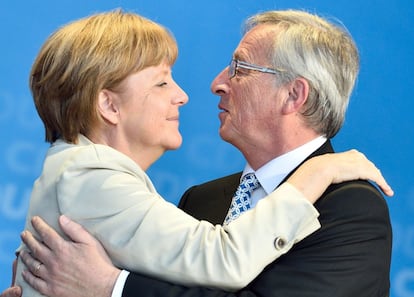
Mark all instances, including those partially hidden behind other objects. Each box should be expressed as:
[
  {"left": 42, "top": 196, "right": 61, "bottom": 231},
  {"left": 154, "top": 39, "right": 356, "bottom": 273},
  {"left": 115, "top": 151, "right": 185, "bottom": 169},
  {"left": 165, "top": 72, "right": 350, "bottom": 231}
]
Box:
[{"left": 224, "top": 173, "right": 260, "bottom": 225}]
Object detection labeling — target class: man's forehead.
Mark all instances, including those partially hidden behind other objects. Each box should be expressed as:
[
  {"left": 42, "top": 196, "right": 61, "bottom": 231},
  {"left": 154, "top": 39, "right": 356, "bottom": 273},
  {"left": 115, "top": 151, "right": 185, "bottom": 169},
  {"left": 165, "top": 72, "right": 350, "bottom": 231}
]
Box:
[{"left": 233, "top": 26, "right": 275, "bottom": 61}]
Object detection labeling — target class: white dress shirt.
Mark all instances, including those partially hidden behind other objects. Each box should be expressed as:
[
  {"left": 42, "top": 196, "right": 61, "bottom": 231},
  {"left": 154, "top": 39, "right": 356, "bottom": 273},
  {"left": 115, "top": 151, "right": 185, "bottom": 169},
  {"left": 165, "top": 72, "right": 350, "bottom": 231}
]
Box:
[{"left": 246, "top": 136, "right": 327, "bottom": 207}]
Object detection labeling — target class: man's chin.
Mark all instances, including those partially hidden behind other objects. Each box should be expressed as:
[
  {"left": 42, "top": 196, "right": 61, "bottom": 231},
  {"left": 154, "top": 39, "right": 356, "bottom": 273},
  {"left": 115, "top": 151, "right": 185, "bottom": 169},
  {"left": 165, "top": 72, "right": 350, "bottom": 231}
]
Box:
[{"left": 218, "top": 128, "right": 233, "bottom": 144}]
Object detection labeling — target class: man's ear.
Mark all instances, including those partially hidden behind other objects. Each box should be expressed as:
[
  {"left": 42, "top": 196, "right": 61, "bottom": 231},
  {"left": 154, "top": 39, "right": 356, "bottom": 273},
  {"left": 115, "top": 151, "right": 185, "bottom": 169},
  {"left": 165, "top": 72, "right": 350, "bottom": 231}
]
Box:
[
  {"left": 282, "top": 77, "right": 309, "bottom": 114},
  {"left": 97, "top": 90, "right": 119, "bottom": 125}
]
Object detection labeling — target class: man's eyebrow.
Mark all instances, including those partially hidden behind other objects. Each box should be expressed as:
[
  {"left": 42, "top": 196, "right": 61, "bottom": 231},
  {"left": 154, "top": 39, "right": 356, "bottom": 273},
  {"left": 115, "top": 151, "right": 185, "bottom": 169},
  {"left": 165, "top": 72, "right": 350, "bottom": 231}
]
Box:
[{"left": 233, "top": 52, "right": 242, "bottom": 59}]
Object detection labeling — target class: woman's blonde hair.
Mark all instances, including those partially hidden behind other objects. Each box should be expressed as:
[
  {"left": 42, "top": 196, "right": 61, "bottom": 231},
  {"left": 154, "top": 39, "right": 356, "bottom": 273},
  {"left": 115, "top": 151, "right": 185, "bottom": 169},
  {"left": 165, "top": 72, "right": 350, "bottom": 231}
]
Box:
[{"left": 31, "top": 9, "right": 178, "bottom": 143}]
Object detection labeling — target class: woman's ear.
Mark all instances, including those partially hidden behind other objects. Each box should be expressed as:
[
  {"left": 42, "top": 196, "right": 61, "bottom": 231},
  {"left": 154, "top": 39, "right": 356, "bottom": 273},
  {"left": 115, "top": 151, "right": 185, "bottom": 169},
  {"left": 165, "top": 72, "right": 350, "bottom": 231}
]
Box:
[
  {"left": 97, "top": 90, "right": 119, "bottom": 125},
  {"left": 282, "top": 77, "right": 309, "bottom": 114}
]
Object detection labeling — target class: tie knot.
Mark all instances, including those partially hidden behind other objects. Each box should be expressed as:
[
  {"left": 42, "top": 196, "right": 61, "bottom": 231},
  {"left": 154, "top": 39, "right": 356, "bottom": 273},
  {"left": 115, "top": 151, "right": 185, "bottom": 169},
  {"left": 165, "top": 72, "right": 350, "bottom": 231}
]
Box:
[{"left": 240, "top": 173, "right": 260, "bottom": 192}]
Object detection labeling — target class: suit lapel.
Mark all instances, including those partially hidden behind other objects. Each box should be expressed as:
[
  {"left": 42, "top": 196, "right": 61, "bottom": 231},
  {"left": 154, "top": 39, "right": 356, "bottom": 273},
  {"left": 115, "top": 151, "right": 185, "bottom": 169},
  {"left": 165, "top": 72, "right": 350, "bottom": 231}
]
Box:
[{"left": 223, "top": 173, "right": 242, "bottom": 200}]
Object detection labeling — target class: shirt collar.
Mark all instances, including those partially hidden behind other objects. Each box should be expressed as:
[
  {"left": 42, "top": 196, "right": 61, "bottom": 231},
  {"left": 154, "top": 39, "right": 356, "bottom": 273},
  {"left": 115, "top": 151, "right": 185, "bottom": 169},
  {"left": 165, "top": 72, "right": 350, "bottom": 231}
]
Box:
[{"left": 242, "top": 136, "right": 327, "bottom": 195}]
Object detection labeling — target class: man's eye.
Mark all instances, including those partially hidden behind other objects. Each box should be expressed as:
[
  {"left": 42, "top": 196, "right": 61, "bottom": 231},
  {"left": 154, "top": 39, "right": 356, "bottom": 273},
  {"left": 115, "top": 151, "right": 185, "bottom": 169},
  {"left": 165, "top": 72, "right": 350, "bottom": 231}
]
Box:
[
  {"left": 157, "top": 82, "right": 167, "bottom": 87},
  {"left": 235, "top": 67, "right": 249, "bottom": 77}
]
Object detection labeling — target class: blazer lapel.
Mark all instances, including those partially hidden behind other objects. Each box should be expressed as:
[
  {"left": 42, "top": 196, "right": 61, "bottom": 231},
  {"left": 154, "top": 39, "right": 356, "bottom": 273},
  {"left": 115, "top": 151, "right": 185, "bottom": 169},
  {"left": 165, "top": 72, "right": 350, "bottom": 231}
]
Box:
[{"left": 219, "top": 172, "right": 242, "bottom": 221}]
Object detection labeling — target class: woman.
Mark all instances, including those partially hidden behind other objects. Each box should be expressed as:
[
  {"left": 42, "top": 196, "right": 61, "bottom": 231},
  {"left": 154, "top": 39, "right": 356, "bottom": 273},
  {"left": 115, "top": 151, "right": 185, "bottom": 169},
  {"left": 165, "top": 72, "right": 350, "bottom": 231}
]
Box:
[{"left": 14, "top": 9, "right": 392, "bottom": 297}]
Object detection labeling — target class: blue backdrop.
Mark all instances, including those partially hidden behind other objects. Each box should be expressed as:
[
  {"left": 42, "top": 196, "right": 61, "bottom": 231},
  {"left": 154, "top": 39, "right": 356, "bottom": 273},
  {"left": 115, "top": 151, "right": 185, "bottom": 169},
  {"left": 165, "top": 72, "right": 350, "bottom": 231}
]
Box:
[{"left": 1, "top": 1, "right": 413, "bottom": 296}]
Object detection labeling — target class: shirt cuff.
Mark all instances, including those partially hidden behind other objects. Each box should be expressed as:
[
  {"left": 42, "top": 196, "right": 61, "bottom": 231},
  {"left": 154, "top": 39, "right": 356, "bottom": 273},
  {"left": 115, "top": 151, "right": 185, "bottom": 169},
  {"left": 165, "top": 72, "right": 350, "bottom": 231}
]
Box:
[{"left": 111, "top": 270, "right": 130, "bottom": 297}]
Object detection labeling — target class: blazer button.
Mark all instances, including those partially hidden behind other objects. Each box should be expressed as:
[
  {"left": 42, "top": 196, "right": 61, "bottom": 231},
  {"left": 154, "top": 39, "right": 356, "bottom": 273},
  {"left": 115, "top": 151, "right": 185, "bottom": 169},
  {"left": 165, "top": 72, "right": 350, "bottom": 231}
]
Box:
[{"left": 274, "top": 237, "right": 287, "bottom": 250}]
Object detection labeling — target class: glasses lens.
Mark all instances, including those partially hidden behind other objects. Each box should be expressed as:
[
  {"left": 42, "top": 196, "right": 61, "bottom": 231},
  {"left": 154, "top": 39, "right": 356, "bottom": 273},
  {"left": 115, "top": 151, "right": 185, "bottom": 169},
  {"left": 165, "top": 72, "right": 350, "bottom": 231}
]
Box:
[{"left": 229, "top": 59, "right": 236, "bottom": 79}]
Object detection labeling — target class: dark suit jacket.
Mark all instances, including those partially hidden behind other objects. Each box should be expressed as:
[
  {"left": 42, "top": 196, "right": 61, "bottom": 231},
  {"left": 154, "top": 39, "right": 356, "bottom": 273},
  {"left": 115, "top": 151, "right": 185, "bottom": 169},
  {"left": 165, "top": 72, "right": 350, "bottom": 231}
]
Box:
[{"left": 122, "top": 141, "right": 392, "bottom": 296}]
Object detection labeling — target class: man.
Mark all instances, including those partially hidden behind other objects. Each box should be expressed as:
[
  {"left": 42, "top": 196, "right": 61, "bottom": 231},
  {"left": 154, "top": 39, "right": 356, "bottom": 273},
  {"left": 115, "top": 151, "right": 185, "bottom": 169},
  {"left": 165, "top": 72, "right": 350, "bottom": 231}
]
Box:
[{"left": 3, "top": 9, "right": 392, "bottom": 297}]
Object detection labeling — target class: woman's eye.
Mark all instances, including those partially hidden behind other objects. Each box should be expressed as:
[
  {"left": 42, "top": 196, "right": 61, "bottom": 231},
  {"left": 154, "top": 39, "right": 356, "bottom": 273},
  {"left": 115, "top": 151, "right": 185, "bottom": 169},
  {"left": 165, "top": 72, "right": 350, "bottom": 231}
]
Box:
[{"left": 157, "top": 82, "right": 167, "bottom": 87}]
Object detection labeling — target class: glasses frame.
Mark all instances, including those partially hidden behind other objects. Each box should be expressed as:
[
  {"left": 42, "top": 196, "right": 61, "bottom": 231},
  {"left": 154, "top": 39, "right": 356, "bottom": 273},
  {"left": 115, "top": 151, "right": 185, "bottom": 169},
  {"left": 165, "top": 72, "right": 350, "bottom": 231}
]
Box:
[{"left": 228, "top": 59, "right": 284, "bottom": 79}]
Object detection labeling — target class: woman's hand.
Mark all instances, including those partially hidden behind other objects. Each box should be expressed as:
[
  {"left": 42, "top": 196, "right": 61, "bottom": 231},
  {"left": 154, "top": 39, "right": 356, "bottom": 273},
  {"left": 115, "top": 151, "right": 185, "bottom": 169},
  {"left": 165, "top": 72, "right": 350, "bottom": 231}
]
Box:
[
  {"left": 19, "top": 215, "right": 120, "bottom": 297},
  {"left": 287, "top": 149, "right": 393, "bottom": 203}
]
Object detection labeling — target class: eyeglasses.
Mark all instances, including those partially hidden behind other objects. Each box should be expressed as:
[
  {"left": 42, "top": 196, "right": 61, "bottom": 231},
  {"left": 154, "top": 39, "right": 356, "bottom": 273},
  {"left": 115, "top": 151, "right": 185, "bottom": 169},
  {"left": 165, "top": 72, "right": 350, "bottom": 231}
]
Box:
[{"left": 228, "top": 58, "right": 285, "bottom": 79}]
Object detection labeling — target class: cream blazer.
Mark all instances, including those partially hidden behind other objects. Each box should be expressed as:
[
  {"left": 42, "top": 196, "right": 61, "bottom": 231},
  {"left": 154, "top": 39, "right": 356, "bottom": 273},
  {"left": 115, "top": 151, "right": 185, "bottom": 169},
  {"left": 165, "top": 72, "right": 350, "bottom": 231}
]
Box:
[{"left": 16, "top": 135, "right": 320, "bottom": 296}]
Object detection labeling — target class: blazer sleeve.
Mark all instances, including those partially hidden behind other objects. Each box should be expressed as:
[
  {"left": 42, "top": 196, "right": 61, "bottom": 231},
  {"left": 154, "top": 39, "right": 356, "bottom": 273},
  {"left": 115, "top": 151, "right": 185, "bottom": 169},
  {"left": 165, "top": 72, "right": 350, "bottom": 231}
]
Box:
[
  {"left": 58, "top": 145, "right": 321, "bottom": 291},
  {"left": 121, "top": 181, "right": 392, "bottom": 297}
]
